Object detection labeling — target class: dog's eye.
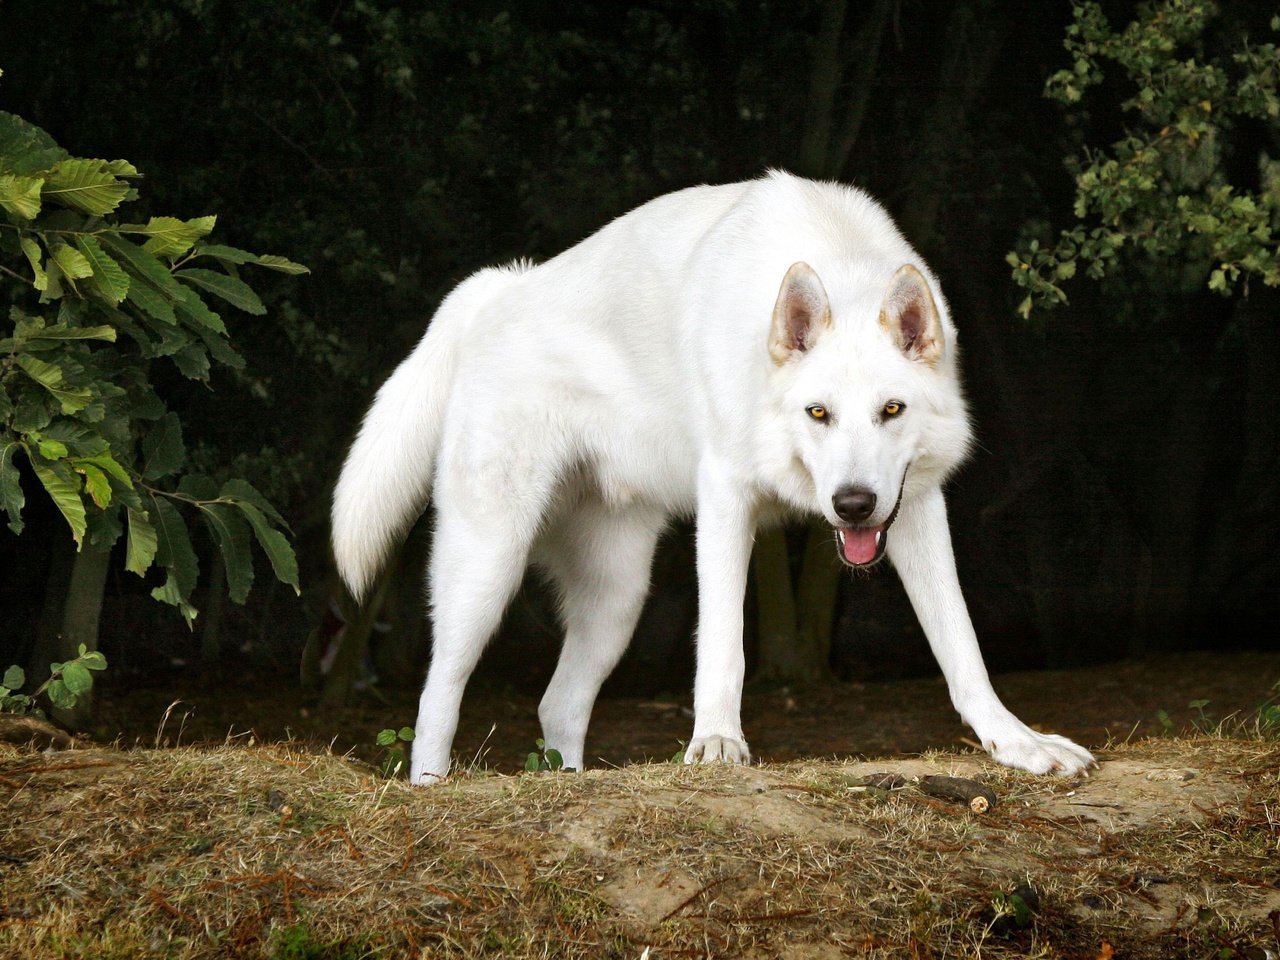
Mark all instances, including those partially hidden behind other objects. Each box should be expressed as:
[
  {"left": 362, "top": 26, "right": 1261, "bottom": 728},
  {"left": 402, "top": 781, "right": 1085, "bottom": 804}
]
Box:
[
  {"left": 805, "top": 404, "right": 829, "bottom": 422},
  {"left": 883, "top": 400, "right": 905, "bottom": 417}
]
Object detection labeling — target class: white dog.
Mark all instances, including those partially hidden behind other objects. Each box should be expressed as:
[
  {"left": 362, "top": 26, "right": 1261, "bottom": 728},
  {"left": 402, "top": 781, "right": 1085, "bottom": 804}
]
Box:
[{"left": 332, "top": 171, "right": 1096, "bottom": 784}]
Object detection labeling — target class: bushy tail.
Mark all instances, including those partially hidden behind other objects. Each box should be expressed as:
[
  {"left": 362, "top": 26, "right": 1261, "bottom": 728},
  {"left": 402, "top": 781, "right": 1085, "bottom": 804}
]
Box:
[{"left": 331, "top": 268, "right": 509, "bottom": 599}]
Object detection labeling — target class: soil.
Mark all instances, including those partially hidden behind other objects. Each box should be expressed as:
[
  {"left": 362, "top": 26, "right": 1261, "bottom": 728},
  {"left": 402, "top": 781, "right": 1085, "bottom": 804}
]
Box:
[
  {"left": 2, "top": 733, "right": 1277, "bottom": 958},
  {"left": 90, "top": 650, "right": 1280, "bottom": 774}
]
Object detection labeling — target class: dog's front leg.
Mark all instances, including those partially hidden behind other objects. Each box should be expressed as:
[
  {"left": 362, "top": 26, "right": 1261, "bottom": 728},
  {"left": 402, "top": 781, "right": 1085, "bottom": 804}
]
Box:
[
  {"left": 888, "top": 486, "right": 1096, "bottom": 776},
  {"left": 684, "top": 458, "right": 754, "bottom": 765}
]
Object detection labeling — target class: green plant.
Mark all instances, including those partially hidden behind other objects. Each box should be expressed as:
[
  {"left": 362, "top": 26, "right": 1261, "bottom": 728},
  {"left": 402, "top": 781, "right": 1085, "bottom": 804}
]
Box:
[
  {"left": 374, "top": 726, "right": 414, "bottom": 779},
  {"left": 986, "top": 882, "right": 1039, "bottom": 937},
  {"left": 1188, "top": 697, "right": 1214, "bottom": 732},
  {"left": 0, "top": 102, "right": 304, "bottom": 624},
  {"left": 1009, "top": 3, "right": 1279, "bottom": 317},
  {"left": 523, "top": 738, "right": 570, "bottom": 773},
  {"left": 1254, "top": 681, "right": 1280, "bottom": 736},
  {"left": 0, "top": 645, "right": 106, "bottom": 716}
]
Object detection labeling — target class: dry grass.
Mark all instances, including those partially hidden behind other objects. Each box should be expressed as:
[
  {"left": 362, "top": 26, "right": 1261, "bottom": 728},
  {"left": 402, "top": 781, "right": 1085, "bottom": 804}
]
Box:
[{"left": 1, "top": 734, "right": 1277, "bottom": 959}]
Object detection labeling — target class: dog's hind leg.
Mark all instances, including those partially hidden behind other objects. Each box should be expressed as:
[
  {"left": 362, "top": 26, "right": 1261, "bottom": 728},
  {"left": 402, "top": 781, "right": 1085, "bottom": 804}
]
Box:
[
  {"left": 409, "top": 507, "right": 531, "bottom": 784},
  {"left": 409, "top": 428, "right": 565, "bottom": 784},
  {"left": 535, "top": 502, "right": 663, "bottom": 771}
]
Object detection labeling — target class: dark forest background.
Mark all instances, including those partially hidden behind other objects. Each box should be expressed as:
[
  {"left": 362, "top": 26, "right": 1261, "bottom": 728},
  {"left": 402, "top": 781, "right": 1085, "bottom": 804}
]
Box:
[{"left": 1, "top": 0, "right": 1277, "bottom": 716}]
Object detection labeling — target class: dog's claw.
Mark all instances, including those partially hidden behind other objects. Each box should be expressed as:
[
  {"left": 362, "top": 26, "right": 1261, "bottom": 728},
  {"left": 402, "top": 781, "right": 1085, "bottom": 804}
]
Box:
[
  {"left": 684, "top": 735, "right": 751, "bottom": 766},
  {"left": 979, "top": 718, "right": 1096, "bottom": 776}
]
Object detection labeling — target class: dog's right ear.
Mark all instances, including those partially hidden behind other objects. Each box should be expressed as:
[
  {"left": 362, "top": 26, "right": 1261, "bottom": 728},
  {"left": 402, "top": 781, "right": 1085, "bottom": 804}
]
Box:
[{"left": 769, "top": 262, "right": 832, "bottom": 364}]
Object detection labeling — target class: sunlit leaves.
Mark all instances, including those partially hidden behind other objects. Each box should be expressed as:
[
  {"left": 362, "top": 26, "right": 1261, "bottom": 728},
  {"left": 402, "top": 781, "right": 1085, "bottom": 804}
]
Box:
[
  {"left": 29, "top": 454, "right": 87, "bottom": 543},
  {"left": 125, "top": 506, "right": 158, "bottom": 576},
  {"left": 1, "top": 110, "right": 304, "bottom": 624},
  {"left": 42, "top": 158, "right": 131, "bottom": 216},
  {"left": 1011, "top": 2, "right": 1279, "bottom": 316},
  {"left": 0, "top": 174, "right": 44, "bottom": 219}
]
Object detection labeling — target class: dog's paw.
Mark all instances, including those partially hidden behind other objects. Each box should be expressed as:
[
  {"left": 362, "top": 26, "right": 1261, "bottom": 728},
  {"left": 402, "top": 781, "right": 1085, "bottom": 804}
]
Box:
[
  {"left": 684, "top": 734, "right": 751, "bottom": 765},
  {"left": 982, "top": 722, "right": 1096, "bottom": 776}
]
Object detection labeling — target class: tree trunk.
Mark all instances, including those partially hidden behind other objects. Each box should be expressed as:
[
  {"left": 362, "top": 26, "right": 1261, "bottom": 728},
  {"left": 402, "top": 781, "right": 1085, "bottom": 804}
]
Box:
[
  {"left": 200, "top": 555, "right": 226, "bottom": 678},
  {"left": 753, "top": 0, "right": 893, "bottom": 685},
  {"left": 30, "top": 542, "right": 112, "bottom": 729},
  {"left": 752, "top": 527, "right": 800, "bottom": 680},
  {"left": 794, "top": 519, "right": 842, "bottom": 682},
  {"left": 319, "top": 563, "right": 395, "bottom": 709}
]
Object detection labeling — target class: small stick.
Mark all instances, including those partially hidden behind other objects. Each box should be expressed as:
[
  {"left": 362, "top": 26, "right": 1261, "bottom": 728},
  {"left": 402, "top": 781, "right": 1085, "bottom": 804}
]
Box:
[
  {"left": 861, "top": 772, "right": 909, "bottom": 790},
  {"left": 917, "top": 775, "right": 998, "bottom": 814}
]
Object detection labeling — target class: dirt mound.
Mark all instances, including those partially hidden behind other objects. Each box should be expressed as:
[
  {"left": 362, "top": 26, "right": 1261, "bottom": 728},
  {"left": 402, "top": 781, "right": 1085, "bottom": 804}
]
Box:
[{"left": 2, "top": 736, "right": 1277, "bottom": 958}]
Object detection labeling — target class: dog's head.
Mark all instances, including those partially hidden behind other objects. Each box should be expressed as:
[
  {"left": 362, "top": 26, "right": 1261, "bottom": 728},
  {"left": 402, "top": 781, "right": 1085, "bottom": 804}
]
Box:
[{"left": 767, "top": 260, "right": 970, "bottom": 568}]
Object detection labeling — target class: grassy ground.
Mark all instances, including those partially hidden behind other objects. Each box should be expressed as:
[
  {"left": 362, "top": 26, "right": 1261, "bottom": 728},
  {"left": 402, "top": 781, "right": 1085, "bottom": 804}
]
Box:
[{"left": 2, "top": 732, "right": 1277, "bottom": 959}]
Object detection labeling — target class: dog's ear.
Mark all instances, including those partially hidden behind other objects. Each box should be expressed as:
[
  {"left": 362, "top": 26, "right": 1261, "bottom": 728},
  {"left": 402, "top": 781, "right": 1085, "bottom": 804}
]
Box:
[
  {"left": 769, "top": 261, "right": 832, "bottom": 364},
  {"left": 881, "top": 264, "right": 944, "bottom": 365}
]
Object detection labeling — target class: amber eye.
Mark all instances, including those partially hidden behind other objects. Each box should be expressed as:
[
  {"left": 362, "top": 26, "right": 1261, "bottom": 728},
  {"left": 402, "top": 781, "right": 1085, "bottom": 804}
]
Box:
[
  {"left": 883, "top": 400, "right": 905, "bottom": 417},
  {"left": 806, "top": 404, "right": 829, "bottom": 422}
]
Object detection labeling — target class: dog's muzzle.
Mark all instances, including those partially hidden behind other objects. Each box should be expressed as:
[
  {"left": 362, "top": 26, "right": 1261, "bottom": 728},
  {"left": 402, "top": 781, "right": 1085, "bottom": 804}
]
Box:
[{"left": 834, "top": 472, "right": 906, "bottom": 568}]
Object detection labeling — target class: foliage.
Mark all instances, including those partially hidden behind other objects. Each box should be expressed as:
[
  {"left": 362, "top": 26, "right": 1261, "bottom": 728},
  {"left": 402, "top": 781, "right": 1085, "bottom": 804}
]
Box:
[
  {"left": 1258, "top": 681, "right": 1280, "bottom": 736},
  {"left": 0, "top": 107, "right": 304, "bottom": 625},
  {"left": 1009, "top": 2, "right": 1280, "bottom": 316},
  {"left": 523, "top": 737, "right": 569, "bottom": 773},
  {"left": 374, "top": 726, "right": 414, "bottom": 779},
  {"left": 0, "top": 645, "right": 106, "bottom": 716}
]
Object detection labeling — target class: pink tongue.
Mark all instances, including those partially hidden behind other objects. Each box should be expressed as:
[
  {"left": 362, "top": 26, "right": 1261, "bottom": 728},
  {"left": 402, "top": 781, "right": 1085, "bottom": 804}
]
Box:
[{"left": 841, "top": 527, "right": 881, "bottom": 565}]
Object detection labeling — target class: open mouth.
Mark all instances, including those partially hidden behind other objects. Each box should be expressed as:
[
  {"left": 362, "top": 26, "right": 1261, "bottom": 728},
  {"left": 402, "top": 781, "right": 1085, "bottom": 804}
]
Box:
[{"left": 834, "top": 474, "right": 906, "bottom": 569}]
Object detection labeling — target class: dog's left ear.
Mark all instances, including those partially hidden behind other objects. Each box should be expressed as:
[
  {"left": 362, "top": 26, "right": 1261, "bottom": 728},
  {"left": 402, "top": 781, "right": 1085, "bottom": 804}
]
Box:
[
  {"left": 881, "top": 264, "right": 944, "bottom": 365},
  {"left": 769, "top": 262, "right": 832, "bottom": 365}
]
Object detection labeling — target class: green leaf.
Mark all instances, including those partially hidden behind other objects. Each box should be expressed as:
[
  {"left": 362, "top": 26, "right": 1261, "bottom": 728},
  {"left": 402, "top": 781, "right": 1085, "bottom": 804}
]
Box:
[
  {"left": 100, "top": 234, "right": 187, "bottom": 299},
  {"left": 397, "top": 727, "right": 414, "bottom": 741},
  {"left": 172, "top": 285, "right": 227, "bottom": 335},
  {"left": 77, "top": 452, "right": 132, "bottom": 488},
  {"left": 0, "top": 174, "right": 44, "bottom": 219},
  {"left": 42, "top": 158, "right": 129, "bottom": 215},
  {"left": 142, "top": 412, "right": 185, "bottom": 480},
  {"left": 30, "top": 453, "right": 86, "bottom": 543},
  {"left": 36, "top": 422, "right": 105, "bottom": 457},
  {"left": 251, "top": 254, "right": 310, "bottom": 275},
  {"left": 125, "top": 506, "right": 158, "bottom": 577},
  {"left": 34, "top": 437, "right": 68, "bottom": 460},
  {"left": 0, "top": 440, "right": 26, "bottom": 535},
  {"left": 17, "top": 322, "right": 117, "bottom": 347},
  {"left": 149, "top": 495, "right": 199, "bottom": 614},
  {"left": 20, "top": 236, "right": 46, "bottom": 290},
  {"left": 236, "top": 501, "right": 300, "bottom": 595},
  {"left": 176, "top": 268, "right": 266, "bottom": 315},
  {"left": 125, "top": 278, "right": 178, "bottom": 325},
  {"left": 81, "top": 650, "right": 107, "bottom": 670},
  {"left": 172, "top": 342, "right": 211, "bottom": 381},
  {"left": 77, "top": 462, "right": 111, "bottom": 509},
  {"left": 190, "top": 243, "right": 258, "bottom": 264},
  {"left": 60, "top": 660, "right": 93, "bottom": 695},
  {"left": 0, "top": 111, "right": 68, "bottom": 176},
  {"left": 75, "top": 236, "right": 130, "bottom": 304},
  {"left": 524, "top": 753, "right": 542, "bottom": 773},
  {"left": 120, "top": 216, "right": 216, "bottom": 258},
  {"left": 190, "top": 245, "right": 309, "bottom": 276},
  {"left": 200, "top": 501, "right": 254, "bottom": 604},
  {"left": 376, "top": 729, "right": 397, "bottom": 747},
  {"left": 51, "top": 242, "right": 94, "bottom": 281},
  {"left": 220, "top": 478, "right": 289, "bottom": 529},
  {"left": 46, "top": 679, "right": 77, "bottom": 710},
  {"left": 15, "top": 355, "right": 93, "bottom": 414},
  {"left": 3, "top": 666, "right": 23, "bottom": 690},
  {"left": 544, "top": 748, "right": 563, "bottom": 770}
]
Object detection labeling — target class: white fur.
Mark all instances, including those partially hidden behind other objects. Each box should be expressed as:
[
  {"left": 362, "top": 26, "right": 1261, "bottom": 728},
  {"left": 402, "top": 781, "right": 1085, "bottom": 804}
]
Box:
[{"left": 331, "top": 171, "right": 1096, "bottom": 783}]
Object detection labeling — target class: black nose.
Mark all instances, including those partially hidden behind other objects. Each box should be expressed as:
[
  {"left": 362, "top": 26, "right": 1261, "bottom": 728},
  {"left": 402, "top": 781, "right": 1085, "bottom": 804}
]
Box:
[{"left": 833, "top": 487, "right": 876, "bottom": 524}]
